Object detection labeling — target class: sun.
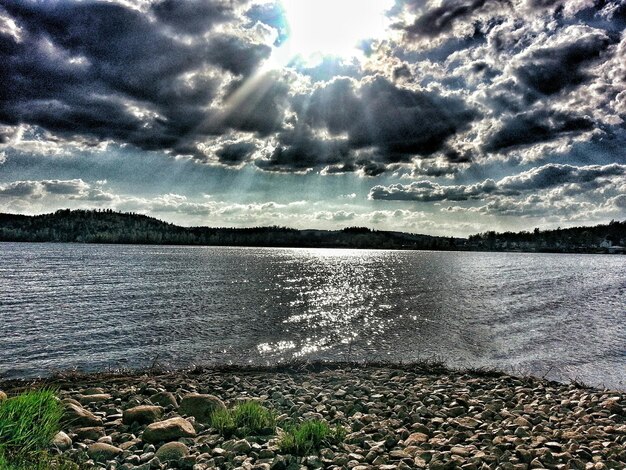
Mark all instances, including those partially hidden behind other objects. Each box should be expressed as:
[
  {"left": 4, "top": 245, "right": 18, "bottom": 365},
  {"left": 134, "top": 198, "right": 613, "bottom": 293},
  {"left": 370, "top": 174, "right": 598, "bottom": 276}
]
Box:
[{"left": 277, "top": 0, "right": 393, "bottom": 64}]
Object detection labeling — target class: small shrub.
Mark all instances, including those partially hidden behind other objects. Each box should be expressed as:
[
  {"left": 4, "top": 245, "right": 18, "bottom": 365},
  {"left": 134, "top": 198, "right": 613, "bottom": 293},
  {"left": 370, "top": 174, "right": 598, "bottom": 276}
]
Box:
[
  {"left": 210, "top": 401, "right": 275, "bottom": 437},
  {"left": 0, "top": 389, "right": 62, "bottom": 460},
  {"left": 278, "top": 420, "right": 345, "bottom": 456}
]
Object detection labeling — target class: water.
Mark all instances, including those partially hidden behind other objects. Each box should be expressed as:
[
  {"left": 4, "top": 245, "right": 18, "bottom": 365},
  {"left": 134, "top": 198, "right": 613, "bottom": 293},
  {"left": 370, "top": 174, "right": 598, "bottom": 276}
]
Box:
[{"left": 0, "top": 242, "right": 624, "bottom": 389}]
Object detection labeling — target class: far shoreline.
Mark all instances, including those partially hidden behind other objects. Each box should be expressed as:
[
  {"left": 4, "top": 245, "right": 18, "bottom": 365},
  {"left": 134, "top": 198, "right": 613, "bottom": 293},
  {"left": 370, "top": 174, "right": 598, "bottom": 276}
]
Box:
[{"left": 1, "top": 239, "right": 624, "bottom": 256}]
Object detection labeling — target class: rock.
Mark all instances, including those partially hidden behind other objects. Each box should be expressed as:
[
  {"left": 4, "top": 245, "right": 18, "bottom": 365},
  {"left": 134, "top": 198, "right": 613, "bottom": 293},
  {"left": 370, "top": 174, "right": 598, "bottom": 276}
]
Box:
[
  {"left": 78, "top": 393, "right": 111, "bottom": 405},
  {"left": 150, "top": 391, "right": 178, "bottom": 408},
  {"left": 52, "top": 431, "right": 72, "bottom": 451},
  {"left": 225, "top": 439, "right": 252, "bottom": 454},
  {"left": 270, "top": 455, "right": 288, "bottom": 470},
  {"left": 74, "top": 426, "right": 106, "bottom": 441},
  {"left": 123, "top": 405, "right": 163, "bottom": 425},
  {"left": 87, "top": 442, "right": 123, "bottom": 462},
  {"left": 602, "top": 398, "right": 623, "bottom": 415},
  {"left": 179, "top": 393, "right": 226, "bottom": 422},
  {"left": 0, "top": 391, "right": 7, "bottom": 401},
  {"left": 447, "top": 406, "right": 466, "bottom": 417},
  {"left": 405, "top": 432, "right": 429, "bottom": 445},
  {"left": 142, "top": 417, "right": 197, "bottom": 443},
  {"left": 155, "top": 441, "right": 190, "bottom": 462},
  {"left": 63, "top": 402, "right": 103, "bottom": 427}
]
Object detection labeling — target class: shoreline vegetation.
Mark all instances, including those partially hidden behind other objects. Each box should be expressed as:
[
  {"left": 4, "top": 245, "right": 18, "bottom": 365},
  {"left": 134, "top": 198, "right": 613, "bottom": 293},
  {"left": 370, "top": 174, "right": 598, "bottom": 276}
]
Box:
[
  {"left": 0, "top": 209, "right": 625, "bottom": 254},
  {"left": 0, "top": 362, "right": 624, "bottom": 469}
]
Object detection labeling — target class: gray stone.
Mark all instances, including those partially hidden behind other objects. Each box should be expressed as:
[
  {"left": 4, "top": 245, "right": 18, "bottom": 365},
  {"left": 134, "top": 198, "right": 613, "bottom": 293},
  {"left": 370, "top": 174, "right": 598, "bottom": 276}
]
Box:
[
  {"left": 74, "top": 426, "right": 106, "bottom": 441},
  {"left": 123, "top": 405, "right": 163, "bottom": 425},
  {"left": 87, "top": 442, "right": 123, "bottom": 462},
  {"left": 63, "top": 402, "right": 103, "bottom": 427},
  {"left": 78, "top": 393, "right": 112, "bottom": 405},
  {"left": 52, "top": 431, "right": 72, "bottom": 451},
  {"left": 179, "top": 393, "right": 226, "bottom": 423},
  {"left": 225, "top": 439, "right": 252, "bottom": 454},
  {"left": 150, "top": 391, "right": 178, "bottom": 408},
  {"left": 155, "top": 441, "right": 190, "bottom": 462}
]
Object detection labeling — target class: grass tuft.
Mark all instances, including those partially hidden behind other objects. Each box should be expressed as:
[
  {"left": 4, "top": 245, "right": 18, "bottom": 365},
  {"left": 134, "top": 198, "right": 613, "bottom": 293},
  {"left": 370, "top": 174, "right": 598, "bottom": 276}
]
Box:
[
  {"left": 0, "top": 389, "right": 86, "bottom": 469},
  {"left": 0, "top": 389, "right": 62, "bottom": 459},
  {"left": 210, "top": 401, "right": 276, "bottom": 438},
  {"left": 278, "top": 420, "right": 346, "bottom": 456},
  {"left": 0, "top": 451, "right": 81, "bottom": 470}
]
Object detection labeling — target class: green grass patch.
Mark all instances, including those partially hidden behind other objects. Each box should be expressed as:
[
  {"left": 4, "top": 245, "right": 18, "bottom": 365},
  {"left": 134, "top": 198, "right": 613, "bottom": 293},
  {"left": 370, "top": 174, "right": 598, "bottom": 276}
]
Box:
[
  {"left": 278, "top": 420, "right": 346, "bottom": 456},
  {"left": 0, "top": 389, "right": 84, "bottom": 469},
  {"left": 210, "top": 401, "right": 276, "bottom": 438},
  {"left": 0, "top": 389, "right": 62, "bottom": 459},
  {"left": 0, "top": 451, "right": 81, "bottom": 470}
]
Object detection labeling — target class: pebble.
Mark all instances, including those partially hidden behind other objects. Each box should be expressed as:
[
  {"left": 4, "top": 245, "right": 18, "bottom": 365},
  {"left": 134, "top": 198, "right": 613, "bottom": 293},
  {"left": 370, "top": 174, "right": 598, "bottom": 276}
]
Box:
[{"left": 0, "top": 366, "right": 621, "bottom": 470}]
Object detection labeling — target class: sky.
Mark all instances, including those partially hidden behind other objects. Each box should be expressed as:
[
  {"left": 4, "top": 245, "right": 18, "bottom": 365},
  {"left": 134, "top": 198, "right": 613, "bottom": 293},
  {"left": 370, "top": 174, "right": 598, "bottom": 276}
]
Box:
[{"left": 0, "top": 0, "right": 625, "bottom": 237}]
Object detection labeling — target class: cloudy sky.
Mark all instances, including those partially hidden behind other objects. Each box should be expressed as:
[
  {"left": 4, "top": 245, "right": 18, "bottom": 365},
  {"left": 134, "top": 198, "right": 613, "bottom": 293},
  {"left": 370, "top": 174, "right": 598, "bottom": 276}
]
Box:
[{"left": 1, "top": 0, "right": 625, "bottom": 236}]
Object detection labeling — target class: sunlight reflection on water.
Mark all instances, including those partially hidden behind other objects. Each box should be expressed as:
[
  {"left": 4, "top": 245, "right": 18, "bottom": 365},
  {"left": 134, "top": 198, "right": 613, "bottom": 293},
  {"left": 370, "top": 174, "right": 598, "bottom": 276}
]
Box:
[{"left": 0, "top": 243, "right": 625, "bottom": 389}]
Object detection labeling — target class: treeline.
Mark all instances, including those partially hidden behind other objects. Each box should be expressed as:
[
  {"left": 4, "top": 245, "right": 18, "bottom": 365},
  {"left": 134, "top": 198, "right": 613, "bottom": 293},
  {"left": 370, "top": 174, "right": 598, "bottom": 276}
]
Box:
[
  {"left": 468, "top": 219, "right": 626, "bottom": 253},
  {"left": 1, "top": 210, "right": 623, "bottom": 253},
  {"left": 0, "top": 209, "right": 458, "bottom": 250}
]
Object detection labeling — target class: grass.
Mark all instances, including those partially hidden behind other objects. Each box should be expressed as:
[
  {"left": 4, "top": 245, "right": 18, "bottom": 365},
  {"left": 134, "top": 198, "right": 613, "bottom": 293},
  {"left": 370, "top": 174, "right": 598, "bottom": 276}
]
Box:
[
  {"left": 278, "top": 420, "right": 346, "bottom": 456},
  {"left": 0, "top": 389, "right": 83, "bottom": 469},
  {"left": 0, "top": 452, "right": 80, "bottom": 470},
  {"left": 210, "top": 401, "right": 276, "bottom": 438}
]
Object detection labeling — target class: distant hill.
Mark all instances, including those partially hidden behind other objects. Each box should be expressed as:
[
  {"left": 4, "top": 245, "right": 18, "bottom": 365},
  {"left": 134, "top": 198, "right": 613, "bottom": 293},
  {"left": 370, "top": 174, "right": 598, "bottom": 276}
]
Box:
[
  {"left": 467, "top": 220, "right": 626, "bottom": 253},
  {"left": 0, "top": 209, "right": 624, "bottom": 253},
  {"left": 0, "top": 209, "right": 457, "bottom": 250}
]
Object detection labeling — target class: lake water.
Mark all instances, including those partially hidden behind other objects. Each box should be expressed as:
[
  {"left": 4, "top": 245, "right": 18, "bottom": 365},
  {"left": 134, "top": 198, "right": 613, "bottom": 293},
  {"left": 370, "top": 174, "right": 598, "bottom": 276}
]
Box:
[{"left": 0, "top": 242, "right": 624, "bottom": 389}]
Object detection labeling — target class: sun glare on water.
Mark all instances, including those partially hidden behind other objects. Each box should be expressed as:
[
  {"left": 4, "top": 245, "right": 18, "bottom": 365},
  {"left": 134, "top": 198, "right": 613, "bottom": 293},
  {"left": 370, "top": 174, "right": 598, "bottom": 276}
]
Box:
[{"left": 277, "top": 0, "right": 394, "bottom": 64}]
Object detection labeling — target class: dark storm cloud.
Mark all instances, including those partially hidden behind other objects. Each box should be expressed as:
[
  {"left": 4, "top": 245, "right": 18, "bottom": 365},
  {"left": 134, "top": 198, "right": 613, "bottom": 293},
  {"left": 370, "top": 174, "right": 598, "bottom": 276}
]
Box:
[
  {"left": 369, "top": 163, "right": 626, "bottom": 201},
  {"left": 1, "top": 0, "right": 625, "bottom": 189},
  {"left": 300, "top": 76, "right": 478, "bottom": 161},
  {"left": 216, "top": 73, "right": 291, "bottom": 137},
  {"left": 0, "top": 179, "right": 89, "bottom": 198},
  {"left": 256, "top": 126, "right": 352, "bottom": 172},
  {"left": 152, "top": 0, "right": 239, "bottom": 34},
  {"left": 256, "top": 76, "right": 478, "bottom": 174},
  {"left": 514, "top": 27, "right": 612, "bottom": 97},
  {"left": 206, "top": 35, "right": 272, "bottom": 76},
  {"left": 0, "top": 0, "right": 274, "bottom": 159},
  {"left": 401, "top": 0, "right": 505, "bottom": 38},
  {"left": 216, "top": 142, "right": 257, "bottom": 165},
  {"left": 484, "top": 109, "right": 595, "bottom": 152}
]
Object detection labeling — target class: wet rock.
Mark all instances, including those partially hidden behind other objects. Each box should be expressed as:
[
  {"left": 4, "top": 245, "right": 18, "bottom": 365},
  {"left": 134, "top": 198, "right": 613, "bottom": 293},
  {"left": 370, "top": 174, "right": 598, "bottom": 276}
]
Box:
[
  {"left": 142, "top": 417, "right": 197, "bottom": 443},
  {"left": 123, "top": 405, "right": 163, "bottom": 425}
]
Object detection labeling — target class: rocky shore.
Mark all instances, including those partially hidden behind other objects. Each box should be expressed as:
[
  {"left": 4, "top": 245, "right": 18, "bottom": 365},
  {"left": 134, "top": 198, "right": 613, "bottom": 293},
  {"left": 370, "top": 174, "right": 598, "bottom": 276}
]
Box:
[{"left": 1, "top": 364, "right": 624, "bottom": 470}]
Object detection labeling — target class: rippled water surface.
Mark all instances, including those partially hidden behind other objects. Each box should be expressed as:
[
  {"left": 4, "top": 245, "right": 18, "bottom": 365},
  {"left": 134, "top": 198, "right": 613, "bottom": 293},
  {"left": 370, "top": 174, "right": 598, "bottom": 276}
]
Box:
[{"left": 1, "top": 243, "right": 624, "bottom": 388}]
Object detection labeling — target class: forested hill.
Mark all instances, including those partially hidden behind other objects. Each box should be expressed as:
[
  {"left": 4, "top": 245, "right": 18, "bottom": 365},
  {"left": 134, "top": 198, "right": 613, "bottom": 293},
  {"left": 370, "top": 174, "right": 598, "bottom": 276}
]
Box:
[
  {"left": 0, "top": 210, "right": 624, "bottom": 253},
  {"left": 467, "top": 220, "right": 626, "bottom": 253},
  {"left": 0, "top": 209, "right": 457, "bottom": 250}
]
